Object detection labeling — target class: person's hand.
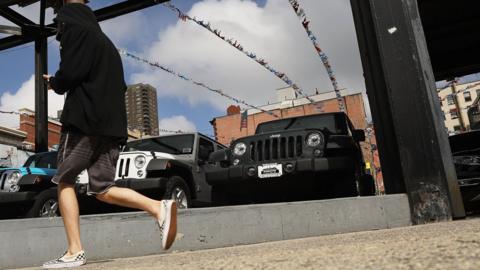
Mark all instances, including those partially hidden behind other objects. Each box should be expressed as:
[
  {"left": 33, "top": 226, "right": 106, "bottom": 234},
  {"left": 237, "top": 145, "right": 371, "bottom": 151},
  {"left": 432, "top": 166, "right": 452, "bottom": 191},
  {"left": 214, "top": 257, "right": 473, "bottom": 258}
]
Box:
[{"left": 43, "top": 74, "right": 53, "bottom": 90}]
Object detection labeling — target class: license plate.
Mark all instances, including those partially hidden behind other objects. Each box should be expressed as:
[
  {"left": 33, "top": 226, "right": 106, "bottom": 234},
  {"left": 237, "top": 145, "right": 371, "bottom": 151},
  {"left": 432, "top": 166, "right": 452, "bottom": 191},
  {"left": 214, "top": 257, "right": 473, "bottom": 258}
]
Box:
[{"left": 258, "top": 163, "right": 283, "bottom": 178}]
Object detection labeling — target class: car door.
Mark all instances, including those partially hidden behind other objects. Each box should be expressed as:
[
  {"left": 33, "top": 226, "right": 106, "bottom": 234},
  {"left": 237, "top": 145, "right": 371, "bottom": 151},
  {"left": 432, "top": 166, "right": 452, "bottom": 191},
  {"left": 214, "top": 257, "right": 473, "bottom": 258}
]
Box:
[{"left": 192, "top": 135, "right": 217, "bottom": 206}]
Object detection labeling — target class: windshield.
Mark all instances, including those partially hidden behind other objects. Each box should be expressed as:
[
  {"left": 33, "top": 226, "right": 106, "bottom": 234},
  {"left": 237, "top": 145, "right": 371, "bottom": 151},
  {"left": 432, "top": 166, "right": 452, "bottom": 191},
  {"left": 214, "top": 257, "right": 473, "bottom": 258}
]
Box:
[
  {"left": 23, "top": 152, "right": 58, "bottom": 169},
  {"left": 125, "top": 134, "right": 195, "bottom": 155},
  {"left": 255, "top": 114, "right": 347, "bottom": 135}
]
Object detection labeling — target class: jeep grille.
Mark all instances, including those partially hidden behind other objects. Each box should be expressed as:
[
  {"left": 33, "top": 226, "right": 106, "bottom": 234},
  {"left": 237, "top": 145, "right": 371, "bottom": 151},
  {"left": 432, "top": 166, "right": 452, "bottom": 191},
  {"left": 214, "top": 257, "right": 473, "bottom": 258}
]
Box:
[
  {"left": 117, "top": 157, "right": 131, "bottom": 178},
  {"left": 0, "top": 172, "right": 7, "bottom": 191},
  {"left": 249, "top": 136, "right": 303, "bottom": 162}
]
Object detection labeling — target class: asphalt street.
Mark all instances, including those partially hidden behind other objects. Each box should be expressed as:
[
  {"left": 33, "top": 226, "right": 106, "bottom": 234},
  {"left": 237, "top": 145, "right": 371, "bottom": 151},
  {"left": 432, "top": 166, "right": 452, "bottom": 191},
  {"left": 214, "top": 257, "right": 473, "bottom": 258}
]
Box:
[{"left": 15, "top": 218, "right": 480, "bottom": 270}]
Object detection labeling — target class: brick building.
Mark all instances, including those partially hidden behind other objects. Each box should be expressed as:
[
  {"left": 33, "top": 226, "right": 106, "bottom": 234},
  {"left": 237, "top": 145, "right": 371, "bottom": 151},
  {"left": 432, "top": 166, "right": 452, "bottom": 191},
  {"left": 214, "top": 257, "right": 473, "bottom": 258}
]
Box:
[
  {"left": 18, "top": 108, "right": 61, "bottom": 151},
  {"left": 211, "top": 87, "right": 368, "bottom": 145},
  {"left": 210, "top": 87, "right": 384, "bottom": 193}
]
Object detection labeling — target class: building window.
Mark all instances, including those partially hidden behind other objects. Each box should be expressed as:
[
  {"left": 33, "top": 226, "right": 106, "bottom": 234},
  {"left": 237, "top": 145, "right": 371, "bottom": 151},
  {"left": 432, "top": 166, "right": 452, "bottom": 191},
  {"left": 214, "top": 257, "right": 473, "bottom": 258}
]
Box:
[
  {"left": 438, "top": 96, "right": 443, "bottom": 107},
  {"left": 441, "top": 111, "right": 446, "bottom": 121},
  {"left": 450, "top": 109, "right": 459, "bottom": 119},
  {"left": 464, "top": 91, "right": 472, "bottom": 102},
  {"left": 447, "top": 95, "right": 455, "bottom": 105},
  {"left": 453, "top": 125, "right": 461, "bottom": 131}
]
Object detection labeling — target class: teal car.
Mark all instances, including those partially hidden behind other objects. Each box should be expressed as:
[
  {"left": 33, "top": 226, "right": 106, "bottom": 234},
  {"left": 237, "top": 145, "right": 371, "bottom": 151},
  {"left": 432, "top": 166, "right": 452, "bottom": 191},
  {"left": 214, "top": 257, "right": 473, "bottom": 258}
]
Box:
[{"left": 0, "top": 151, "right": 59, "bottom": 218}]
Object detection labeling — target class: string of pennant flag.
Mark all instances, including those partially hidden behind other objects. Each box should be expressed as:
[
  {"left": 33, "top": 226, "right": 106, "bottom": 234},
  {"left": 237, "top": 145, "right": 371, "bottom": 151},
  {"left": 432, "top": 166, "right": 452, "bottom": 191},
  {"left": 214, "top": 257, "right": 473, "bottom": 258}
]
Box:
[
  {"left": 288, "top": 0, "right": 345, "bottom": 112},
  {"left": 163, "top": 2, "right": 315, "bottom": 103},
  {"left": 0, "top": 110, "right": 59, "bottom": 122},
  {"left": 118, "top": 49, "right": 279, "bottom": 118}
]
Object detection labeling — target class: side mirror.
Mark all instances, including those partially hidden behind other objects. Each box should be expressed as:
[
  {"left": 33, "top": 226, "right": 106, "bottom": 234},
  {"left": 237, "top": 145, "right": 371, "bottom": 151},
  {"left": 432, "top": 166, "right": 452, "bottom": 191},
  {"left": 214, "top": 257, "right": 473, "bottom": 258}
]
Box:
[
  {"left": 353, "top": 129, "right": 366, "bottom": 142},
  {"left": 208, "top": 149, "right": 231, "bottom": 167}
]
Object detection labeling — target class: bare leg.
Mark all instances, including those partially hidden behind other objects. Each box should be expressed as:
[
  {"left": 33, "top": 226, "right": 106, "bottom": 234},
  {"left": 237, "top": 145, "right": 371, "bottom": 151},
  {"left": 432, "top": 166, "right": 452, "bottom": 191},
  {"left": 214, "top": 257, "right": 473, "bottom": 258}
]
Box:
[
  {"left": 96, "top": 187, "right": 162, "bottom": 220},
  {"left": 58, "top": 183, "right": 83, "bottom": 255}
]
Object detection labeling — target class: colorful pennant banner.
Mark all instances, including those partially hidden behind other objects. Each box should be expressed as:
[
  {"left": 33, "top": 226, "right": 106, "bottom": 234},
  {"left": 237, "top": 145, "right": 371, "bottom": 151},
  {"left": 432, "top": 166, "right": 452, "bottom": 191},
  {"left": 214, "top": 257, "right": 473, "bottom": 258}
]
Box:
[
  {"left": 163, "top": 2, "right": 315, "bottom": 103},
  {"left": 118, "top": 49, "right": 279, "bottom": 118},
  {"left": 288, "top": 0, "right": 345, "bottom": 112},
  {"left": 0, "top": 110, "right": 58, "bottom": 121}
]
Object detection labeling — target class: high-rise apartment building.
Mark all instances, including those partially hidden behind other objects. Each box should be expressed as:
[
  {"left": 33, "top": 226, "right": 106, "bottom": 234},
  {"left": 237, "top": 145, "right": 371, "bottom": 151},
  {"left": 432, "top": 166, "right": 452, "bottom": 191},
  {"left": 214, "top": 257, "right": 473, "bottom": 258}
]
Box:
[{"left": 125, "top": 83, "right": 159, "bottom": 136}]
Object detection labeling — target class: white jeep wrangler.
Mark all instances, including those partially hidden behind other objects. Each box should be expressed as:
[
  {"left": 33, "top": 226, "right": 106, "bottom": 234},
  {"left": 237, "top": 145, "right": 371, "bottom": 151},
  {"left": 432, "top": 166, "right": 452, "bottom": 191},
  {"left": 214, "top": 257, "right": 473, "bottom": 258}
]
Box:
[{"left": 112, "top": 132, "right": 225, "bottom": 208}]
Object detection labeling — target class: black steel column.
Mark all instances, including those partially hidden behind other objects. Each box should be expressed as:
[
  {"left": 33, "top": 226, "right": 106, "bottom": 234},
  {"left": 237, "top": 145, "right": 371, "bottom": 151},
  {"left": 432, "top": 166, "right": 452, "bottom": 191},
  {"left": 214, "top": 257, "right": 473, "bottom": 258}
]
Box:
[
  {"left": 350, "top": 0, "right": 465, "bottom": 223},
  {"left": 34, "top": 0, "right": 48, "bottom": 153}
]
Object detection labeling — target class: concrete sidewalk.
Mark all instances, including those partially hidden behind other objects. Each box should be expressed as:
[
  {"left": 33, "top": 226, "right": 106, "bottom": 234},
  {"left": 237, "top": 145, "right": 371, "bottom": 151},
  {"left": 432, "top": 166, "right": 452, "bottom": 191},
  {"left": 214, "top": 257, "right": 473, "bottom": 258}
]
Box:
[
  {"left": 1, "top": 195, "right": 411, "bottom": 269},
  {"left": 17, "top": 218, "right": 480, "bottom": 270}
]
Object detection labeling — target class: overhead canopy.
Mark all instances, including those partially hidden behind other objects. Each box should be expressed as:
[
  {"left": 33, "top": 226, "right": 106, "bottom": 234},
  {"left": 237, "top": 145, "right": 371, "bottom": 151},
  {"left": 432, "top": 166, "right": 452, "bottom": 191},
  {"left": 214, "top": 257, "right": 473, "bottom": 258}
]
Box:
[
  {"left": 0, "top": 0, "right": 478, "bottom": 81},
  {"left": 418, "top": 0, "right": 480, "bottom": 80},
  {"left": 0, "top": 0, "right": 167, "bottom": 51}
]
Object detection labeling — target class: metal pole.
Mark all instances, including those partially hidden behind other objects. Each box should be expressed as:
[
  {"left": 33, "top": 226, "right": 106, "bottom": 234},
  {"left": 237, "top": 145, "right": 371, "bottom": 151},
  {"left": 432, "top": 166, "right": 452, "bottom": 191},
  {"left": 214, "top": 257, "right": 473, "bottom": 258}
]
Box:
[
  {"left": 350, "top": 0, "right": 465, "bottom": 223},
  {"left": 34, "top": 0, "right": 48, "bottom": 153}
]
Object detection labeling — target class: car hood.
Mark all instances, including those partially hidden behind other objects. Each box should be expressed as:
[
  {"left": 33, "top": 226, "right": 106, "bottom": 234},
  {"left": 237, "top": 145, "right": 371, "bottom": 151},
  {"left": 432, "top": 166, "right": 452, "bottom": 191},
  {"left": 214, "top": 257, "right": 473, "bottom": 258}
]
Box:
[
  {"left": 120, "top": 151, "right": 193, "bottom": 162},
  {"left": 0, "top": 167, "right": 56, "bottom": 176},
  {"left": 120, "top": 151, "right": 177, "bottom": 159}
]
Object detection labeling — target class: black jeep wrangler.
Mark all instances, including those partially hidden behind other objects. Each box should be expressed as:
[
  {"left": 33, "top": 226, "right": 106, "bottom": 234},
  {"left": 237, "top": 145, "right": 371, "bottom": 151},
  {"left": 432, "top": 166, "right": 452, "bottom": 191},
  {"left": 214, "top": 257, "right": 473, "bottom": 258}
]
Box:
[{"left": 206, "top": 112, "right": 376, "bottom": 205}]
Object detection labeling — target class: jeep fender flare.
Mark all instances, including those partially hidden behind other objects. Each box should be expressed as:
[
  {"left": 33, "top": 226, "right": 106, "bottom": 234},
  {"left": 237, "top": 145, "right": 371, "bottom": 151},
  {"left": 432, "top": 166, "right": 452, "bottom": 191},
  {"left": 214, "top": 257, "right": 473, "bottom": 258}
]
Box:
[
  {"left": 146, "top": 159, "right": 196, "bottom": 199},
  {"left": 18, "top": 174, "right": 53, "bottom": 186}
]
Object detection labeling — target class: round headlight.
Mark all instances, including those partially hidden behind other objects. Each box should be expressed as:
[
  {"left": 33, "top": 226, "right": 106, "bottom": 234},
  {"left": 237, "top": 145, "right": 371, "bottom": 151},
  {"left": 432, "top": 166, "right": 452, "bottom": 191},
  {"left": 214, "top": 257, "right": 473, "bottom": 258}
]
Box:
[
  {"left": 7, "top": 171, "right": 21, "bottom": 186},
  {"left": 9, "top": 185, "right": 20, "bottom": 192},
  {"left": 134, "top": 155, "right": 147, "bottom": 169},
  {"left": 233, "top": 142, "right": 247, "bottom": 156},
  {"left": 307, "top": 133, "right": 323, "bottom": 147}
]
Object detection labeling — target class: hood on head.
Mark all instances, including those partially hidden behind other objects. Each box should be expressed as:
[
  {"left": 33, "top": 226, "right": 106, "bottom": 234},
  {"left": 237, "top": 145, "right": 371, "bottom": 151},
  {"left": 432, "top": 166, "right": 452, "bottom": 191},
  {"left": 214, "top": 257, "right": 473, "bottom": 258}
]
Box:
[{"left": 55, "top": 3, "right": 100, "bottom": 31}]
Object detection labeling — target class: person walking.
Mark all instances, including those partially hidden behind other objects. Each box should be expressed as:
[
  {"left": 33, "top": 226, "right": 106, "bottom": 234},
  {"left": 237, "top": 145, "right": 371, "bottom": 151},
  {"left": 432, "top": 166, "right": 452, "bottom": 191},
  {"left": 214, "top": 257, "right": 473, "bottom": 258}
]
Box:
[{"left": 42, "top": 1, "right": 177, "bottom": 268}]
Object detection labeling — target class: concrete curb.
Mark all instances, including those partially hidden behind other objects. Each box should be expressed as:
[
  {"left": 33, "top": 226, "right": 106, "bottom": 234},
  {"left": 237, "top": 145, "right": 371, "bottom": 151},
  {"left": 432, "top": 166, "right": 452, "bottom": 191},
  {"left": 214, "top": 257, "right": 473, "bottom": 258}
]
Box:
[{"left": 0, "top": 194, "right": 411, "bottom": 269}]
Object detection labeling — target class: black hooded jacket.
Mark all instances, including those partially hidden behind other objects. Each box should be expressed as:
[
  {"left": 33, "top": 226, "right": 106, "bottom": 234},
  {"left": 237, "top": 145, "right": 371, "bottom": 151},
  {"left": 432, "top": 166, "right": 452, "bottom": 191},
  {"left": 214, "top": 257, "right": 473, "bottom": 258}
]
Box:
[{"left": 50, "top": 3, "right": 127, "bottom": 141}]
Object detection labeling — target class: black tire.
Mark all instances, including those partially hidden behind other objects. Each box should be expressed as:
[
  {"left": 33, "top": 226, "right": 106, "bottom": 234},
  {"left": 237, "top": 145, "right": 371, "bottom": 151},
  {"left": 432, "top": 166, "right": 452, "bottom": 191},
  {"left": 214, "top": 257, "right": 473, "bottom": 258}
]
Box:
[
  {"left": 358, "top": 174, "right": 376, "bottom": 196},
  {"left": 25, "top": 188, "right": 59, "bottom": 218},
  {"left": 163, "top": 175, "right": 191, "bottom": 209},
  {"left": 211, "top": 185, "right": 229, "bottom": 206}
]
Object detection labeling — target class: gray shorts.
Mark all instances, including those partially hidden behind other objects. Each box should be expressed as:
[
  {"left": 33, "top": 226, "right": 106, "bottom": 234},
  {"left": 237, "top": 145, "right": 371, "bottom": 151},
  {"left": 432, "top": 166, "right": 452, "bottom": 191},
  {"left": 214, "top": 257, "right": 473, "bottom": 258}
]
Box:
[{"left": 52, "top": 131, "right": 120, "bottom": 195}]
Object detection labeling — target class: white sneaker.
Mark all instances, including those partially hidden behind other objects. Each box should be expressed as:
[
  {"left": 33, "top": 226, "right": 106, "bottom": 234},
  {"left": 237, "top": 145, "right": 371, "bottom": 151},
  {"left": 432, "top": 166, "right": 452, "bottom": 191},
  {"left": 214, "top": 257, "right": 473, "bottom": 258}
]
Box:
[
  {"left": 157, "top": 200, "right": 177, "bottom": 250},
  {"left": 43, "top": 250, "right": 86, "bottom": 269}
]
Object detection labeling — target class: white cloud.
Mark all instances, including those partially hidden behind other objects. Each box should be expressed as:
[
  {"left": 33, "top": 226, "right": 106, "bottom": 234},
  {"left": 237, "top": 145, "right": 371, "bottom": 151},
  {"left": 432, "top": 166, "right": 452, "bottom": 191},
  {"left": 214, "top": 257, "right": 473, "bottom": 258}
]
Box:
[
  {"left": 0, "top": 75, "right": 65, "bottom": 128},
  {"left": 158, "top": 115, "right": 197, "bottom": 134},
  {"left": 130, "top": 0, "right": 367, "bottom": 114},
  {"left": 100, "top": 11, "right": 151, "bottom": 48}
]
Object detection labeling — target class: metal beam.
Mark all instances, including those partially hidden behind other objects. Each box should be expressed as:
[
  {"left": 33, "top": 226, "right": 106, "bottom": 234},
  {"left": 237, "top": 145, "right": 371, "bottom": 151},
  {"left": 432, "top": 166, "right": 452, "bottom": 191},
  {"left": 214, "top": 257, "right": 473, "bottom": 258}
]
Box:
[
  {"left": 0, "top": 25, "right": 21, "bottom": 35},
  {"left": 34, "top": 0, "right": 47, "bottom": 153},
  {"left": 350, "top": 0, "right": 465, "bottom": 224},
  {"left": 0, "top": 0, "right": 28, "bottom": 8},
  {"left": 0, "top": 0, "right": 168, "bottom": 51},
  {"left": 0, "top": 6, "right": 35, "bottom": 26},
  {"left": 0, "top": 32, "right": 34, "bottom": 49}
]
